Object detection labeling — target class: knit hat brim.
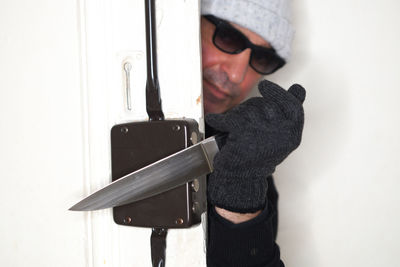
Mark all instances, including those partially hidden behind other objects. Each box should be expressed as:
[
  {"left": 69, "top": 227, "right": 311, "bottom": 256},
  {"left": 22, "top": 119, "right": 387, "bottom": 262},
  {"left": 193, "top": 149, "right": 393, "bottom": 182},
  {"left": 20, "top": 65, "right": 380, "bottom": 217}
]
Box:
[{"left": 201, "top": 0, "right": 294, "bottom": 61}]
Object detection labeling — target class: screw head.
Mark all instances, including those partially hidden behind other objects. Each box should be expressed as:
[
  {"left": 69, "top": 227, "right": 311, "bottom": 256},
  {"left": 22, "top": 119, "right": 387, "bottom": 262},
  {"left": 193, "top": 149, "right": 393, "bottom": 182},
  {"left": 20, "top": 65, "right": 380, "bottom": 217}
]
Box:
[
  {"left": 191, "top": 179, "right": 200, "bottom": 192},
  {"left": 192, "top": 202, "right": 200, "bottom": 213},
  {"left": 121, "top": 126, "right": 129, "bottom": 133},
  {"left": 190, "top": 132, "right": 198, "bottom": 144},
  {"left": 175, "top": 218, "right": 184, "bottom": 225},
  {"left": 172, "top": 125, "right": 181, "bottom": 131}
]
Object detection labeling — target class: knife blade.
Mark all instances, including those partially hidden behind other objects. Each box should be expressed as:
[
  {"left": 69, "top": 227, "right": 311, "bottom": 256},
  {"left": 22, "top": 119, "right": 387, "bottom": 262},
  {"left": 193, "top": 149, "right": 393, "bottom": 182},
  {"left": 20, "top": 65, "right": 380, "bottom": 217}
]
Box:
[{"left": 69, "top": 136, "right": 219, "bottom": 211}]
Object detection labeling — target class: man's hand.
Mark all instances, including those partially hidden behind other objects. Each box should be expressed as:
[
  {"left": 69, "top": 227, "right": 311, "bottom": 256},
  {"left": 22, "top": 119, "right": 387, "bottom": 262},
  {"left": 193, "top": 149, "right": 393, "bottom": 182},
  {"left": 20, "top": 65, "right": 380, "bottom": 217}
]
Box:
[{"left": 206, "top": 80, "right": 306, "bottom": 213}]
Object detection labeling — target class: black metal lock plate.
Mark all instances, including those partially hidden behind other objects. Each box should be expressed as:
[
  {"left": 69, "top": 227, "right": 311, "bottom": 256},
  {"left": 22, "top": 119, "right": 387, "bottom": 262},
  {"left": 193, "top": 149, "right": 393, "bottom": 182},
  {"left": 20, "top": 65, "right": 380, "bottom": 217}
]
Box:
[{"left": 111, "top": 119, "right": 206, "bottom": 228}]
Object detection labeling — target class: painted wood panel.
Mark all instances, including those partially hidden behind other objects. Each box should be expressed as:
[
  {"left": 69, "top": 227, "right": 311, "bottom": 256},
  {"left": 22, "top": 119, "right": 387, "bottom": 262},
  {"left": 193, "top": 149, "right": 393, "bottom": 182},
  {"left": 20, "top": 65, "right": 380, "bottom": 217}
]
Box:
[
  {"left": 0, "top": 0, "right": 88, "bottom": 266},
  {"left": 81, "top": 0, "right": 205, "bottom": 266}
]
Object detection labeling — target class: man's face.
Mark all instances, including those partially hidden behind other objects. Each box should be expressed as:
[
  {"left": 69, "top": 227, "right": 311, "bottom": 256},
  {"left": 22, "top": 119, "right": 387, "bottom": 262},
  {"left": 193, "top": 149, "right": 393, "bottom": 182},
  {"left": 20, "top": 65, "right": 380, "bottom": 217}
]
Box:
[{"left": 201, "top": 17, "right": 271, "bottom": 114}]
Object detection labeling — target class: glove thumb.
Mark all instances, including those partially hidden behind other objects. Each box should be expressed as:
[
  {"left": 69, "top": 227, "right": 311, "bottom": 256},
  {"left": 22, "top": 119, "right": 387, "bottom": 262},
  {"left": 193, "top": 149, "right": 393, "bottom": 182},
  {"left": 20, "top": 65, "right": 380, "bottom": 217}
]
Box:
[{"left": 288, "top": 84, "right": 306, "bottom": 103}]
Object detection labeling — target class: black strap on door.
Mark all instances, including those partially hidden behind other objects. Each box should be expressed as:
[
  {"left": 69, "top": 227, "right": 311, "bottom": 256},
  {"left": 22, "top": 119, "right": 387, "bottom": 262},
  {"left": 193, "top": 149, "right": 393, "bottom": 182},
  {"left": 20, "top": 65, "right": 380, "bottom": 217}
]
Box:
[
  {"left": 145, "top": 0, "right": 164, "bottom": 122},
  {"left": 145, "top": 0, "right": 167, "bottom": 265}
]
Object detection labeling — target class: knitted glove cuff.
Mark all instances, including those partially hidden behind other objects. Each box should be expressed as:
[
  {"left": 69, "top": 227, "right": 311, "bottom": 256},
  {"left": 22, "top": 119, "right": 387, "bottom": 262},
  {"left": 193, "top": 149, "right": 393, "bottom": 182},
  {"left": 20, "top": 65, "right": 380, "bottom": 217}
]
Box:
[{"left": 208, "top": 171, "right": 269, "bottom": 213}]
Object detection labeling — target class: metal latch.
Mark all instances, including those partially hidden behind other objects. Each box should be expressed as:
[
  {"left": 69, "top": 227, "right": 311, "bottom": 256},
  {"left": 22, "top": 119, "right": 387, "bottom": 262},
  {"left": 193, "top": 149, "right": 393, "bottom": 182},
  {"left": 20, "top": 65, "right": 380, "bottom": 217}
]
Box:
[{"left": 111, "top": 120, "right": 206, "bottom": 228}]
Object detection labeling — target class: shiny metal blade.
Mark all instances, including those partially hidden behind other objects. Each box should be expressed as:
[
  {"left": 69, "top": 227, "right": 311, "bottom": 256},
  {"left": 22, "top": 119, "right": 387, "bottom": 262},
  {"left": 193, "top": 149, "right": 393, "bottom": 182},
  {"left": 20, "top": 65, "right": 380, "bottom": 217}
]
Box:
[{"left": 70, "top": 136, "right": 219, "bottom": 211}]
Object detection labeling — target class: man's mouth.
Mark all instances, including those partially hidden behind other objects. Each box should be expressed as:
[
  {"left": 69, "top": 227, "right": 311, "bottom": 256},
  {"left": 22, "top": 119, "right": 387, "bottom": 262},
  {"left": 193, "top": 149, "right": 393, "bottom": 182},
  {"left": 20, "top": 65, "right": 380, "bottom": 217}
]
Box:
[{"left": 203, "top": 78, "right": 230, "bottom": 102}]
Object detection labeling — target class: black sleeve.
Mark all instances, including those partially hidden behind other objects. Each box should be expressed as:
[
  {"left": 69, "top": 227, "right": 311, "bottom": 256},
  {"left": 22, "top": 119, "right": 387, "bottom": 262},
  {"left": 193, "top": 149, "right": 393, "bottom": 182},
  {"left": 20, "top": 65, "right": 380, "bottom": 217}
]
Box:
[{"left": 206, "top": 176, "right": 284, "bottom": 267}]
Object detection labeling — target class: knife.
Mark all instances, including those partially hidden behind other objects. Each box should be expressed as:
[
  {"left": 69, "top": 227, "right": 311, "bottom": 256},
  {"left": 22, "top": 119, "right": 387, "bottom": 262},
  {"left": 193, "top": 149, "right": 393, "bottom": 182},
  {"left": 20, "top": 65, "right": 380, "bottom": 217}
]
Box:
[{"left": 69, "top": 136, "right": 219, "bottom": 211}]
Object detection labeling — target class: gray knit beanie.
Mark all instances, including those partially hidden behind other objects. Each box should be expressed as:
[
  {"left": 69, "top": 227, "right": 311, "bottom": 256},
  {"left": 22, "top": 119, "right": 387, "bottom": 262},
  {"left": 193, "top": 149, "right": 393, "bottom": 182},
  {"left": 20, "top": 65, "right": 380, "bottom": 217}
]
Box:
[{"left": 201, "top": 0, "right": 294, "bottom": 61}]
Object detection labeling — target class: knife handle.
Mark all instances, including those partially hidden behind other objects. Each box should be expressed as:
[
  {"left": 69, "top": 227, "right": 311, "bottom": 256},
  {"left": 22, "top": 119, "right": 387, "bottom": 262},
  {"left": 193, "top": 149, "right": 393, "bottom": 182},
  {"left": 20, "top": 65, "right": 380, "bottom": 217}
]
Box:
[{"left": 213, "top": 133, "right": 228, "bottom": 149}]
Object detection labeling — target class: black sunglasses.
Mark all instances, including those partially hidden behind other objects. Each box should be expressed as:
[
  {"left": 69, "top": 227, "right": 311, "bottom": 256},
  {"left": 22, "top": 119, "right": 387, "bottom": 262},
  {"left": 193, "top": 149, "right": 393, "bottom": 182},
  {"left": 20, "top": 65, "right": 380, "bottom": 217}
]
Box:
[{"left": 204, "top": 15, "right": 285, "bottom": 75}]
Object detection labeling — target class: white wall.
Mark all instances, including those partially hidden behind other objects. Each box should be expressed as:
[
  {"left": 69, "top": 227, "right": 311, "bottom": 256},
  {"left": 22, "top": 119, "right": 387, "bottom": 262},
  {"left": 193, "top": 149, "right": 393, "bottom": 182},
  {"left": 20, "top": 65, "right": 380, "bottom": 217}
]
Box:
[{"left": 262, "top": 0, "right": 400, "bottom": 266}]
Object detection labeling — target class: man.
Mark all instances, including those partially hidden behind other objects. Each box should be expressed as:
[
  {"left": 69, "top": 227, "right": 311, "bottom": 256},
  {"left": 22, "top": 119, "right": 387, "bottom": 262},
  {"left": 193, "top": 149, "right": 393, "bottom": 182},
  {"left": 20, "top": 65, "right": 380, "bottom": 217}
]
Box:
[{"left": 200, "top": 0, "right": 306, "bottom": 266}]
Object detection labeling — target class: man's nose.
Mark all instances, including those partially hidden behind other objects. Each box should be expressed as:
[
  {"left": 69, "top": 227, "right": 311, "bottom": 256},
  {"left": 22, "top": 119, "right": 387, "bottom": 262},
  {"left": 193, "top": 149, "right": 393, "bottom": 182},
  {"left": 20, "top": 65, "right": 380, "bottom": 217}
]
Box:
[{"left": 221, "top": 49, "right": 251, "bottom": 84}]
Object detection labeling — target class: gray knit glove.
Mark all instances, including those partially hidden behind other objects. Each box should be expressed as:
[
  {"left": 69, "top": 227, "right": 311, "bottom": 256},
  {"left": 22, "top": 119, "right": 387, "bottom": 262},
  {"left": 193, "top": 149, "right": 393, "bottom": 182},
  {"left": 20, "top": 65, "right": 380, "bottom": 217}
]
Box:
[{"left": 206, "top": 80, "right": 306, "bottom": 213}]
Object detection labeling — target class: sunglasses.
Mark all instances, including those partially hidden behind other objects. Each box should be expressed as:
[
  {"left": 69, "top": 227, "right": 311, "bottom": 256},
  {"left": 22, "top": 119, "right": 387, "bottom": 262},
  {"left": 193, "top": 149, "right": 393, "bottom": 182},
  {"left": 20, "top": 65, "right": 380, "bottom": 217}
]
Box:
[{"left": 204, "top": 15, "right": 285, "bottom": 75}]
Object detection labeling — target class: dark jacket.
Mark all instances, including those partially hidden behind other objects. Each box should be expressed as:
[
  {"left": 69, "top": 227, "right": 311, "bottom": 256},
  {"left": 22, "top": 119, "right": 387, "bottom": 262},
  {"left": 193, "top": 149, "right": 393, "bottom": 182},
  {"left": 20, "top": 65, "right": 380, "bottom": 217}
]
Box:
[{"left": 207, "top": 176, "right": 284, "bottom": 267}]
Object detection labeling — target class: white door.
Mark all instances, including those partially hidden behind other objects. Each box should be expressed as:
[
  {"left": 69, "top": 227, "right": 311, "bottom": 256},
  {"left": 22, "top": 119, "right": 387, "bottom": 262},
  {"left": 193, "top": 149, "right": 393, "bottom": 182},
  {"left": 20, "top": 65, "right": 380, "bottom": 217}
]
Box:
[{"left": 0, "top": 0, "right": 206, "bottom": 266}]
